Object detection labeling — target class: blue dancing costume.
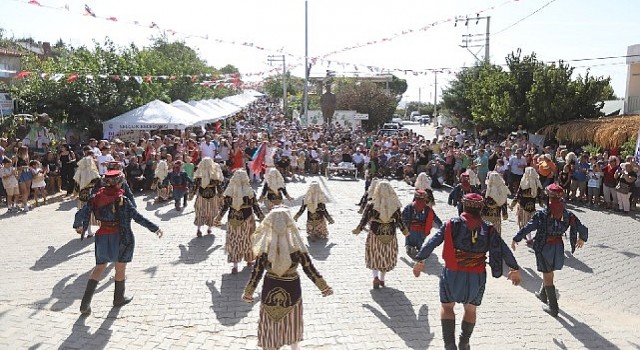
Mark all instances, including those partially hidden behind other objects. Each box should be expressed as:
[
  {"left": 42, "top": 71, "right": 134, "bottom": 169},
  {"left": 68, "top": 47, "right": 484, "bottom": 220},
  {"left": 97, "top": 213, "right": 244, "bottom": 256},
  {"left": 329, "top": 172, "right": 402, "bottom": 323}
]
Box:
[{"left": 415, "top": 217, "right": 519, "bottom": 306}]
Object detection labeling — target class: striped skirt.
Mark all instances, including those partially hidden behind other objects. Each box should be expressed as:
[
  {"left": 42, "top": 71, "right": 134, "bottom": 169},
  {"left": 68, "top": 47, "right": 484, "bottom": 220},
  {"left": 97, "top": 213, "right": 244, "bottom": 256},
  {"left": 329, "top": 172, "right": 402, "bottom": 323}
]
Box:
[
  {"left": 194, "top": 196, "right": 220, "bottom": 227},
  {"left": 306, "top": 218, "right": 328, "bottom": 239},
  {"left": 483, "top": 216, "right": 502, "bottom": 235},
  {"left": 516, "top": 205, "right": 535, "bottom": 229},
  {"left": 157, "top": 187, "right": 171, "bottom": 201},
  {"left": 258, "top": 299, "right": 303, "bottom": 349},
  {"left": 78, "top": 200, "right": 100, "bottom": 226},
  {"left": 225, "top": 216, "right": 256, "bottom": 263},
  {"left": 365, "top": 231, "right": 398, "bottom": 273}
]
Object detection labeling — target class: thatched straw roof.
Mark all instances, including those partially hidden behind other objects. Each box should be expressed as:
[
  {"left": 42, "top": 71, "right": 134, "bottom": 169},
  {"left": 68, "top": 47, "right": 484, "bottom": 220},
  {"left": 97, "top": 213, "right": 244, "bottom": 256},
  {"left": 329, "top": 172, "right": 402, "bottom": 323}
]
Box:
[{"left": 538, "top": 115, "right": 640, "bottom": 148}]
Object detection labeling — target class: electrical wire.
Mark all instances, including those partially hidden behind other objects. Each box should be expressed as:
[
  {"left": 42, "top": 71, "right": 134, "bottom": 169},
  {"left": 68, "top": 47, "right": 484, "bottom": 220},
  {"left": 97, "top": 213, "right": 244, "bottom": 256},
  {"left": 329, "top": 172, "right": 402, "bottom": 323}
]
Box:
[{"left": 494, "top": 0, "right": 558, "bottom": 35}]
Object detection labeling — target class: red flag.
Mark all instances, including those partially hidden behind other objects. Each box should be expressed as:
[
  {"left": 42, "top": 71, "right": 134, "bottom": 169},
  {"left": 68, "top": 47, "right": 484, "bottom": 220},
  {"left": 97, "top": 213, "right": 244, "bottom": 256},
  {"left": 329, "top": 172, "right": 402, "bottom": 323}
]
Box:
[
  {"left": 107, "top": 17, "right": 118, "bottom": 22},
  {"left": 28, "top": 0, "right": 41, "bottom": 5},
  {"left": 215, "top": 121, "right": 221, "bottom": 134},
  {"left": 16, "top": 71, "right": 32, "bottom": 79},
  {"left": 67, "top": 74, "right": 78, "bottom": 83},
  {"left": 250, "top": 144, "right": 266, "bottom": 175},
  {"left": 144, "top": 75, "right": 152, "bottom": 83}
]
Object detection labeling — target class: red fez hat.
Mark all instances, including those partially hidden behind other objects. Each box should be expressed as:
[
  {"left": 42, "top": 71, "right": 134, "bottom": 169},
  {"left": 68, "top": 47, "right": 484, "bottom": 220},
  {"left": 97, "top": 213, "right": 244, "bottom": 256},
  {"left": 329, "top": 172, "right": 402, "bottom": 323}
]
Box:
[
  {"left": 462, "top": 193, "right": 484, "bottom": 208},
  {"left": 546, "top": 183, "right": 564, "bottom": 198}
]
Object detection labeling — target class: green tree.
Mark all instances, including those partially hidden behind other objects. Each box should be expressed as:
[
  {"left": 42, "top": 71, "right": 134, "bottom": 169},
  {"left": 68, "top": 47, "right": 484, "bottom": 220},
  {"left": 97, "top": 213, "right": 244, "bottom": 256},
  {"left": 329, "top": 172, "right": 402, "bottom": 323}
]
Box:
[
  {"left": 334, "top": 78, "right": 398, "bottom": 130},
  {"left": 441, "top": 50, "right": 616, "bottom": 132}
]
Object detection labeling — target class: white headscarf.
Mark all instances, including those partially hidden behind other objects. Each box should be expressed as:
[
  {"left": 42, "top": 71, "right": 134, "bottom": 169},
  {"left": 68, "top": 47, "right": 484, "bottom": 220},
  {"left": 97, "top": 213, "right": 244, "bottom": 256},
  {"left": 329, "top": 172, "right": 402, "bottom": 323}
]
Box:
[
  {"left": 304, "top": 181, "right": 327, "bottom": 213},
  {"left": 73, "top": 156, "right": 100, "bottom": 189},
  {"left": 466, "top": 168, "right": 480, "bottom": 187},
  {"left": 486, "top": 171, "right": 510, "bottom": 206},
  {"left": 367, "top": 178, "right": 380, "bottom": 200},
  {"left": 265, "top": 168, "right": 285, "bottom": 193},
  {"left": 155, "top": 160, "right": 169, "bottom": 181},
  {"left": 223, "top": 170, "right": 254, "bottom": 210},
  {"left": 252, "top": 207, "right": 308, "bottom": 276},
  {"left": 194, "top": 157, "right": 223, "bottom": 187},
  {"left": 565, "top": 152, "right": 577, "bottom": 165},
  {"left": 520, "top": 167, "right": 542, "bottom": 197},
  {"left": 372, "top": 181, "right": 402, "bottom": 222},
  {"left": 415, "top": 172, "right": 432, "bottom": 191}
]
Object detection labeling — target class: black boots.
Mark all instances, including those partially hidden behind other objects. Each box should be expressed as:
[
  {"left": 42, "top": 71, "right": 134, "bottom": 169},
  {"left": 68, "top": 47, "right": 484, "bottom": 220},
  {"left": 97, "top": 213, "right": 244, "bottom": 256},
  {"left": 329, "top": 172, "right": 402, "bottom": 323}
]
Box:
[
  {"left": 543, "top": 285, "right": 559, "bottom": 317},
  {"left": 535, "top": 283, "right": 548, "bottom": 304},
  {"left": 441, "top": 319, "right": 457, "bottom": 350},
  {"left": 459, "top": 321, "right": 475, "bottom": 350},
  {"left": 80, "top": 279, "right": 98, "bottom": 315},
  {"left": 113, "top": 280, "right": 133, "bottom": 307}
]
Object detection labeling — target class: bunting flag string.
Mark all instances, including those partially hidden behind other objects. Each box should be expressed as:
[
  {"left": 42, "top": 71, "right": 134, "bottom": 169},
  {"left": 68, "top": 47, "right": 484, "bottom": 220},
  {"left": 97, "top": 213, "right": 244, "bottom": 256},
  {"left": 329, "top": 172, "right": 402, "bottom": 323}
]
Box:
[
  {"left": 315, "top": 0, "right": 523, "bottom": 60},
  {"left": 12, "top": 0, "right": 299, "bottom": 59},
  {"left": 14, "top": 0, "right": 529, "bottom": 66}
]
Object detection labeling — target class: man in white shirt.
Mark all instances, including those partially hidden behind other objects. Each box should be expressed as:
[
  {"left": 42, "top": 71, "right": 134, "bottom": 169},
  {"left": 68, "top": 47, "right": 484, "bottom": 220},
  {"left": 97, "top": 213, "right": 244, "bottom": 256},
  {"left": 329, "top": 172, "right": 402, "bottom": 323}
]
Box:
[
  {"left": 200, "top": 135, "right": 217, "bottom": 160},
  {"left": 351, "top": 148, "right": 365, "bottom": 175},
  {"left": 508, "top": 149, "right": 527, "bottom": 192}
]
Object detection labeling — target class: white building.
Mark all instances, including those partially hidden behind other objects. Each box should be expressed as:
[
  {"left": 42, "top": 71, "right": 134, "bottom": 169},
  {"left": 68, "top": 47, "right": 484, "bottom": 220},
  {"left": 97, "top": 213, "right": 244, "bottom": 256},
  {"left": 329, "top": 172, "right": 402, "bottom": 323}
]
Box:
[{"left": 625, "top": 44, "right": 640, "bottom": 114}]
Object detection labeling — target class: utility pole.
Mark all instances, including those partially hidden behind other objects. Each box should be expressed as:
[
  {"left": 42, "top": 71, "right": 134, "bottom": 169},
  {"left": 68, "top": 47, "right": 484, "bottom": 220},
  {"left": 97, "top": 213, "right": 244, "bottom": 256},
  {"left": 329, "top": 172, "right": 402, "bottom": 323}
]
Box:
[
  {"left": 433, "top": 71, "right": 438, "bottom": 117},
  {"left": 302, "top": 0, "right": 309, "bottom": 125},
  {"left": 456, "top": 15, "right": 491, "bottom": 63},
  {"left": 268, "top": 55, "right": 287, "bottom": 115}
]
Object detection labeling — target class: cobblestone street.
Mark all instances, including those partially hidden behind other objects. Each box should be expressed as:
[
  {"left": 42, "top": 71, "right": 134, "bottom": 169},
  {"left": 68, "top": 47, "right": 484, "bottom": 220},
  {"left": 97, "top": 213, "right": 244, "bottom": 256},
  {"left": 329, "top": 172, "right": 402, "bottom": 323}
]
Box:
[{"left": 1, "top": 124, "right": 639, "bottom": 349}]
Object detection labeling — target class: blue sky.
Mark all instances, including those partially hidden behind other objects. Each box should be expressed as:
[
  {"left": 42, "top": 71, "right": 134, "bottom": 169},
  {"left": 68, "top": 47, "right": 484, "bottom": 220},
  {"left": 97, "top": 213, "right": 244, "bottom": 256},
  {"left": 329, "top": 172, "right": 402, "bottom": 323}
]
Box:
[{"left": 1, "top": 0, "right": 638, "bottom": 102}]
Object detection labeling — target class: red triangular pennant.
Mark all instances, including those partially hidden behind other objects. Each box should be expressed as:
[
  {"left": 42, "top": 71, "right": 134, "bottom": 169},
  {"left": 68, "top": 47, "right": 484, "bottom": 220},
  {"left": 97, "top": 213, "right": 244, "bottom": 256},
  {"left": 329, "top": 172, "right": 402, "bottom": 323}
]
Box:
[
  {"left": 16, "top": 71, "right": 32, "bottom": 79},
  {"left": 67, "top": 74, "right": 78, "bottom": 83}
]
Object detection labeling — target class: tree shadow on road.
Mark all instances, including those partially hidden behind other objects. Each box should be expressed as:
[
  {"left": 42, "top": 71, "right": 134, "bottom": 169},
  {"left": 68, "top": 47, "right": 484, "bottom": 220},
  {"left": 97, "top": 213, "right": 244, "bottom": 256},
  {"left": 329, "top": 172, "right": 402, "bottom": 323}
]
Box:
[
  {"left": 172, "top": 235, "right": 220, "bottom": 265},
  {"left": 307, "top": 240, "right": 336, "bottom": 261},
  {"left": 362, "top": 288, "right": 434, "bottom": 350},
  {"left": 31, "top": 266, "right": 114, "bottom": 316},
  {"left": 206, "top": 275, "right": 255, "bottom": 327},
  {"left": 563, "top": 251, "right": 593, "bottom": 273},
  {"left": 58, "top": 308, "right": 120, "bottom": 350},
  {"left": 30, "top": 239, "right": 93, "bottom": 271},
  {"left": 556, "top": 310, "right": 619, "bottom": 349}
]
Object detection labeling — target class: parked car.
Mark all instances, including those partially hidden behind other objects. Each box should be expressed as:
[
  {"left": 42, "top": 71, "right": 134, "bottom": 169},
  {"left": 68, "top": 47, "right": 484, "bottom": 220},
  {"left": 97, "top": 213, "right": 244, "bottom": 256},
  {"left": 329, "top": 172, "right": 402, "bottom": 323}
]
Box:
[
  {"left": 391, "top": 117, "right": 404, "bottom": 126},
  {"left": 420, "top": 115, "right": 431, "bottom": 125},
  {"left": 377, "top": 129, "right": 400, "bottom": 137},
  {"left": 382, "top": 122, "right": 402, "bottom": 130}
]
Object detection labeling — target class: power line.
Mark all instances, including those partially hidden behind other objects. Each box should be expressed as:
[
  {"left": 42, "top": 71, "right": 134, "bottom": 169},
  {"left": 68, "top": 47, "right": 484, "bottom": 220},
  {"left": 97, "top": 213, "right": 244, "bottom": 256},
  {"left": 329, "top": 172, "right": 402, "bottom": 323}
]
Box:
[{"left": 494, "top": 0, "right": 558, "bottom": 35}]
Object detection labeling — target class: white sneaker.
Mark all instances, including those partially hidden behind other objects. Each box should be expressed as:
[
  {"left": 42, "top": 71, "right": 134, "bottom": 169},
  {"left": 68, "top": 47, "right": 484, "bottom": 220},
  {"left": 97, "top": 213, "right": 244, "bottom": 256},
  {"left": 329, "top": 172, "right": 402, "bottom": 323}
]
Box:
[{"left": 86, "top": 232, "right": 95, "bottom": 237}]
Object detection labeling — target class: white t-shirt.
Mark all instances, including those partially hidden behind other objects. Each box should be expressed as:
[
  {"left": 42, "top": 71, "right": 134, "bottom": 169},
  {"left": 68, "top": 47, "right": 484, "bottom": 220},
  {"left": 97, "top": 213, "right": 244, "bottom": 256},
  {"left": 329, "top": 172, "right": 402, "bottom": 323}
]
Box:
[
  {"left": 97, "top": 154, "right": 115, "bottom": 175},
  {"left": 200, "top": 142, "right": 217, "bottom": 159}
]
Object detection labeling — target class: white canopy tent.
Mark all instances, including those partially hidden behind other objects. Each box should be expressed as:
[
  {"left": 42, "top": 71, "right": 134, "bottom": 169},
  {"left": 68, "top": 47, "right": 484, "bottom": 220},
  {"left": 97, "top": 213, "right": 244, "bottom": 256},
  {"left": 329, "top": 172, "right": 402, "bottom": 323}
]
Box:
[
  {"left": 103, "top": 100, "right": 203, "bottom": 139},
  {"left": 188, "top": 100, "right": 228, "bottom": 123},
  {"left": 208, "top": 99, "right": 241, "bottom": 115},
  {"left": 223, "top": 93, "right": 257, "bottom": 107},
  {"left": 172, "top": 100, "right": 216, "bottom": 125}
]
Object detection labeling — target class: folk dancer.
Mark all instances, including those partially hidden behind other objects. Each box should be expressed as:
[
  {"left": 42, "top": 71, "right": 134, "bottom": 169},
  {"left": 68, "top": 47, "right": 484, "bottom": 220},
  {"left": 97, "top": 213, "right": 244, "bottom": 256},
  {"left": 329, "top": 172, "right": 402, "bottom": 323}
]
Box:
[
  {"left": 74, "top": 167, "right": 163, "bottom": 315},
  {"left": 74, "top": 156, "right": 101, "bottom": 239},
  {"left": 402, "top": 189, "right": 442, "bottom": 259},
  {"left": 214, "top": 170, "right": 265, "bottom": 274},
  {"left": 153, "top": 160, "right": 171, "bottom": 203},
  {"left": 511, "top": 184, "right": 588, "bottom": 317},
  {"left": 481, "top": 171, "right": 510, "bottom": 235},
  {"left": 243, "top": 207, "right": 333, "bottom": 350},
  {"left": 259, "top": 168, "right": 293, "bottom": 211},
  {"left": 413, "top": 193, "right": 521, "bottom": 350},
  {"left": 95, "top": 162, "right": 135, "bottom": 207},
  {"left": 193, "top": 157, "right": 225, "bottom": 237},
  {"left": 357, "top": 177, "right": 380, "bottom": 214},
  {"left": 510, "top": 167, "right": 544, "bottom": 245},
  {"left": 352, "top": 181, "right": 409, "bottom": 289},
  {"left": 293, "top": 181, "right": 334, "bottom": 241},
  {"left": 414, "top": 172, "right": 436, "bottom": 207},
  {"left": 448, "top": 172, "right": 479, "bottom": 215},
  {"left": 164, "top": 160, "right": 193, "bottom": 212}
]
